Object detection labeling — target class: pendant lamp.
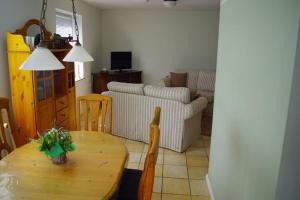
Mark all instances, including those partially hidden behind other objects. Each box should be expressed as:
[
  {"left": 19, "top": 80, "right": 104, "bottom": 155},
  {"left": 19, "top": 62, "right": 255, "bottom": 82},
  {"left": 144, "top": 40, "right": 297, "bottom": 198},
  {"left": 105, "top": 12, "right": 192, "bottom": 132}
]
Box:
[
  {"left": 63, "top": 0, "right": 94, "bottom": 62},
  {"left": 20, "top": 0, "right": 64, "bottom": 71}
]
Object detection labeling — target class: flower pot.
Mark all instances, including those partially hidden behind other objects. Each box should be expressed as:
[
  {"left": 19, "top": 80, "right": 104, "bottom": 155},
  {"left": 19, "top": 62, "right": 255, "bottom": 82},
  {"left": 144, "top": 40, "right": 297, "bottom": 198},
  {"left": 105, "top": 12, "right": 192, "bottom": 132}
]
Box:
[{"left": 51, "top": 153, "right": 67, "bottom": 164}]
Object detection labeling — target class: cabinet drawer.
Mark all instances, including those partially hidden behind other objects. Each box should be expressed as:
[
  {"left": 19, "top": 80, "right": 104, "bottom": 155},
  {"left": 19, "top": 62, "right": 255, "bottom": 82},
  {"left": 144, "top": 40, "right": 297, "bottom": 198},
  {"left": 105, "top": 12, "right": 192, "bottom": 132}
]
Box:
[
  {"left": 56, "top": 96, "right": 68, "bottom": 111},
  {"left": 57, "top": 107, "right": 69, "bottom": 123}
]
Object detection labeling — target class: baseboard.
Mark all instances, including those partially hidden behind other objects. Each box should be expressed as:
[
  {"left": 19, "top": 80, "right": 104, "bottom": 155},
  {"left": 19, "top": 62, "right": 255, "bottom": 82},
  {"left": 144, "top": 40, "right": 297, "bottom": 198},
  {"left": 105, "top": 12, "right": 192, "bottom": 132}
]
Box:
[{"left": 206, "top": 174, "right": 215, "bottom": 200}]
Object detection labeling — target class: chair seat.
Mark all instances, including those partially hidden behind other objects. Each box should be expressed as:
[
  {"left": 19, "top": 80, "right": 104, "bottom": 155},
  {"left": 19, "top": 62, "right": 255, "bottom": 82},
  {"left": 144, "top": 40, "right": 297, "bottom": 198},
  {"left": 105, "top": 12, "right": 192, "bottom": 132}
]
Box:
[{"left": 116, "top": 168, "right": 142, "bottom": 200}]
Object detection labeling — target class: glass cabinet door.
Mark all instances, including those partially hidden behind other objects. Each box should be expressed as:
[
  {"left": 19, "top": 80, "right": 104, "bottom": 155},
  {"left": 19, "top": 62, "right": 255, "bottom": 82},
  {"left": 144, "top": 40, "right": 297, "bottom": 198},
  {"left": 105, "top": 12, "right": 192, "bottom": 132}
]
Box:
[{"left": 36, "top": 71, "right": 54, "bottom": 101}]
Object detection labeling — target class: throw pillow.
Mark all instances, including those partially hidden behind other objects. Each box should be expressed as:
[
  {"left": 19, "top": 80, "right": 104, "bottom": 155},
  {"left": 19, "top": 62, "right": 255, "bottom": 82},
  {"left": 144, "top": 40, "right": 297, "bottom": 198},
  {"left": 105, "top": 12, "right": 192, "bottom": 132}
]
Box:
[{"left": 170, "top": 72, "right": 187, "bottom": 87}]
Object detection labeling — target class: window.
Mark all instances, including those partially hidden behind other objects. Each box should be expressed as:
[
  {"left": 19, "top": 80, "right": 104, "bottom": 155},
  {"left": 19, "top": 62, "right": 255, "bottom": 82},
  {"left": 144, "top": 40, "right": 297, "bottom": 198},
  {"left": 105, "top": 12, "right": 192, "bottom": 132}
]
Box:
[{"left": 56, "top": 9, "right": 84, "bottom": 81}]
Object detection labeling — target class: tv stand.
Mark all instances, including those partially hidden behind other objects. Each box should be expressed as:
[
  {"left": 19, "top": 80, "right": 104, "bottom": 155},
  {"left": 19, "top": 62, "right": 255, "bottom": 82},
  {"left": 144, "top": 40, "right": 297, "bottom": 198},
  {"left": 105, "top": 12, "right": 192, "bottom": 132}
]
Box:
[{"left": 92, "top": 70, "right": 142, "bottom": 93}]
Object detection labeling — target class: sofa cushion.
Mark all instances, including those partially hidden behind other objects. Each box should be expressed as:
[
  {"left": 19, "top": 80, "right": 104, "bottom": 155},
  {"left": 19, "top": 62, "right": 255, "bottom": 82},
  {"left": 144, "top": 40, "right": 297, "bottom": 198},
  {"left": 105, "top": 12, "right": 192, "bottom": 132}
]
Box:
[
  {"left": 144, "top": 85, "right": 190, "bottom": 104},
  {"left": 107, "top": 82, "right": 144, "bottom": 95},
  {"left": 197, "top": 70, "right": 215, "bottom": 91},
  {"left": 170, "top": 72, "right": 187, "bottom": 87},
  {"left": 197, "top": 90, "right": 214, "bottom": 103}
]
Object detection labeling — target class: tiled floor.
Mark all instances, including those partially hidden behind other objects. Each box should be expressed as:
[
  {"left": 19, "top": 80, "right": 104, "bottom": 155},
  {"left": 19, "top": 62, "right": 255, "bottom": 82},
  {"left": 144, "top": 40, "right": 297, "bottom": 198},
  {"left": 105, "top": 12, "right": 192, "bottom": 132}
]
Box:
[{"left": 122, "top": 135, "right": 211, "bottom": 200}]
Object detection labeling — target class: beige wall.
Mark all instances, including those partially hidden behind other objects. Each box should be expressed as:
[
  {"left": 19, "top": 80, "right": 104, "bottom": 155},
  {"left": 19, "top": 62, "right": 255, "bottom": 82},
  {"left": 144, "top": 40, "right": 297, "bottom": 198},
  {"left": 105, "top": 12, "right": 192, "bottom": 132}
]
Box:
[
  {"left": 0, "top": 0, "right": 102, "bottom": 98},
  {"left": 100, "top": 9, "right": 219, "bottom": 85}
]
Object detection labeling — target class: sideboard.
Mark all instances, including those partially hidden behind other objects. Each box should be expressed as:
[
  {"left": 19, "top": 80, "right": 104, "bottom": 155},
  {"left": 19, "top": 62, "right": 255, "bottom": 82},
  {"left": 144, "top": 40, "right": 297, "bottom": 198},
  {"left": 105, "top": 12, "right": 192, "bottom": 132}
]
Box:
[{"left": 92, "top": 70, "right": 142, "bottom": 94}]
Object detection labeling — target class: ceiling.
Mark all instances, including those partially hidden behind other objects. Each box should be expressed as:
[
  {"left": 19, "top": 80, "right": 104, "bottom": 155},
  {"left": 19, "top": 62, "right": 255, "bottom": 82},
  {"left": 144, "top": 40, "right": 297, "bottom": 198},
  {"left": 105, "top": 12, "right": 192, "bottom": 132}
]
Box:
[{"left": 80, "top": 0, "right": 220, "bottom": 10}]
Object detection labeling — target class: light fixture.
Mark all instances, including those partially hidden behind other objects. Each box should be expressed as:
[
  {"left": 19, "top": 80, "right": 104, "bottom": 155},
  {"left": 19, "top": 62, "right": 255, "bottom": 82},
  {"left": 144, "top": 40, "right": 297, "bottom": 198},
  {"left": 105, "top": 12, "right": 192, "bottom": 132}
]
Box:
[
  {"left": 20, "top": 0, "right": 64, "bottom": 71},
  {"left": 163, "top": 0, "right": 177, "bottom": 8},
  {"left": 63, "top": 0, "right": 94, "bottom": 62}
]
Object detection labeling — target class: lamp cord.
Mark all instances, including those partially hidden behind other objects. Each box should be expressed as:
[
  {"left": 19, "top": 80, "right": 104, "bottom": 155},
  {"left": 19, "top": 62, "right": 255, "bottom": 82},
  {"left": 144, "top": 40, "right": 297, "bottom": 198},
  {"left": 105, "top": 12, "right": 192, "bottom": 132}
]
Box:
[
  {"left": 40, "top": 0, "right": 47, "bottom": 42},
  {"left": 72, "top": 0, "right": 80, "bottom": 44}
]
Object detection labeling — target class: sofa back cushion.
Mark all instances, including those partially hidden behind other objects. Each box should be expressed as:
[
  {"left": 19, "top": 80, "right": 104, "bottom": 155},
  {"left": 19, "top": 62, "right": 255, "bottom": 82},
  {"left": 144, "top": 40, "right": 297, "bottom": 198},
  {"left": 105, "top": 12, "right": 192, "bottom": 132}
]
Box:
[
  {"left": 197, "top": 70, "right": 215, "bottom": 91},
  {"left": 107, "top": 82, "right": 144, "bottom": 95},
  {"left": 144, "top": 85, "right": 190, "bottom": 104},
  {"left": 175, "top": 69, "right": 215, "bottom": 92}
]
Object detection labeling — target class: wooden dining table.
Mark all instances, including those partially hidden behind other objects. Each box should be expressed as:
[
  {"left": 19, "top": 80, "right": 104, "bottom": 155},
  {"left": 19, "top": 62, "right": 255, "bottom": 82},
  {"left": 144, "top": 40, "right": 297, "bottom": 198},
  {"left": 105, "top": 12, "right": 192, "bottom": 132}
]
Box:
[{"left": 0, "top": 131, "right": 128, "bottom": 200}]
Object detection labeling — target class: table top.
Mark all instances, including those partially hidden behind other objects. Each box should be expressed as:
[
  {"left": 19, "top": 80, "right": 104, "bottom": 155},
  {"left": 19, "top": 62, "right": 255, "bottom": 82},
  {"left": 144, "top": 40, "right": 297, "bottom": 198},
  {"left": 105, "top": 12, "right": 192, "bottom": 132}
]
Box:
[{"left": 0, "top": 131, "right": 128, "bottom": 200}]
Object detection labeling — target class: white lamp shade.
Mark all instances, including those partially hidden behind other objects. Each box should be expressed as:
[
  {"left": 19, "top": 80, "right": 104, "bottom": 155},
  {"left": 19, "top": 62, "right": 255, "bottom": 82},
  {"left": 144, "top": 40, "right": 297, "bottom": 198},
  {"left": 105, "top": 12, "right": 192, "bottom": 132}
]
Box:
[
  {"left": 63, "top": 44, "right": 94, "bottom": 62},
  {"left": 164, "top": 1, "right": 177, "bottom": 8},
  {"left": 20, "top": 46, "right": 65, "bottom": 71}
]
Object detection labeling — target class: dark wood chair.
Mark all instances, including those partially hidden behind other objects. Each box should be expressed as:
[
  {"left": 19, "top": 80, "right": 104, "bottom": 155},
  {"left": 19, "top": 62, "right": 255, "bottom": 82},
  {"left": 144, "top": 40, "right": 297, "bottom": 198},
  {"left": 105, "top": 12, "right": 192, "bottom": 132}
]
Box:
[
  {"left": 0, "top": 97, "right": 16, "bottom": 159},
  {"left": 115, "top": 107, "right": 161, "bottom": 200}
]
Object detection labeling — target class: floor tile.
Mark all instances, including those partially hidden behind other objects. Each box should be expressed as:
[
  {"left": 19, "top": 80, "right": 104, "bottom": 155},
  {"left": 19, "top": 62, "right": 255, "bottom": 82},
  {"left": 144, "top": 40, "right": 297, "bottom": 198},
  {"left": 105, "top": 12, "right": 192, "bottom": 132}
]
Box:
[
  {"left": 141, "top": 153, "right": 164, "bottom": 165},
  {"left": 203, "top": 140, "right": 210, "bottom": 148},
  {"left": 126, "top": 139, "right": 144, "bottom": 144},
  {"left": 138, "top": 162, "right": 144, "bottom": 170},
  {"left": 164, "top": 154, "right": 186, "bottom": 166},
  {"left": 126, "top": 162, "right": 139, "bottom": 169},
  {"left": 112, "top": 136, "right": 126, "bottom": 143},
  {"left": 144, "top": 145, "right": 164, "bottom": 154},
  {"left": 191, "top": 196, "right": 211, "bottom": 200},
  {"left": 155, "top": 164, "right": 163, "bottom": 177},
  {"left": 153, "top": 177, "right": 162, "bottom": 193},
  {"left": 186, "top": 146, "right": 207, "bottom": 156},
  {"left": 163, "top": 165, "right": 188, "bottom": 179},
  {"left": 162, "top": 178, "right": 190, "bottom": 195},
  {"left": 152, "top": 193, "right": 162, "bottom": 200},
  {"left": 206, "top": 148, "right": 210, "bottom": 158},
  {"left": 191, "top": 139, "right": 205, "bottom": 148},
  {"left": 139, "top": 163, "right": 163, "bottom": 177},
  {"left": 162, "top": 194, "right": 191, "bottom": 200},
  {"left": 202, "top": 136, "right": 211, "bottom": 141},
  {"left": 125, "top": 142, "right": 144, "bottom": 152},
  {"left": 186, "top": 155, "right": 209, "bottom": 167},
  {"left": 188, "top": 167, "right": 208, "bottom": 179},
  {"left": 189, "top": 180, "right": 210, "bottom": 196},
  {"left": 128, "top": 152, "right": 142, "bottom": 163},
  {"left": 164, "top": 149, "right": 185, "bottom": 155}
]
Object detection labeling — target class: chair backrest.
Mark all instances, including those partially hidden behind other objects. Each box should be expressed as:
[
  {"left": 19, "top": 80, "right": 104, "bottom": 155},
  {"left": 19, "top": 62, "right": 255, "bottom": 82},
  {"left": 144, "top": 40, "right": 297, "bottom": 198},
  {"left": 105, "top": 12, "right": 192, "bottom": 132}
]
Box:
[
  {"left": 138, "top": 124, "right": 160, "bottom": 200},
  {"left": 148, "top": 107, "right": 161, "bottom": 153},
  {"left": 0, "top": 97, "right": 16, "bottom": 159},
  {"left": 76, "top": 94, "right": 112, "bottom": 133}
]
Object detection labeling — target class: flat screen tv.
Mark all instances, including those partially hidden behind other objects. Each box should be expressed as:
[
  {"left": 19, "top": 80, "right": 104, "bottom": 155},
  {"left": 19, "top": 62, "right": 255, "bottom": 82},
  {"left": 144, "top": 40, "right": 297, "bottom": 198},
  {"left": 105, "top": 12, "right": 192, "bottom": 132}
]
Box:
[{"left": 111, "top": 52, "right": 132, "bottom": 71}]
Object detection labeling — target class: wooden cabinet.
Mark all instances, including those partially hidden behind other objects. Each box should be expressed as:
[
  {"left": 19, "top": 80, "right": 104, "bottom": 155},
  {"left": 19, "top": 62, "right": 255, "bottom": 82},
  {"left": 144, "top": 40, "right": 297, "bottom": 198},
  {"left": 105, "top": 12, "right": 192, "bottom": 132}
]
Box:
[
  {"left": 92, "top": 70, "right": 142, "bottom": 94},
  {"left": 6, "top": 19, "right": 77, "bottom": 147}
]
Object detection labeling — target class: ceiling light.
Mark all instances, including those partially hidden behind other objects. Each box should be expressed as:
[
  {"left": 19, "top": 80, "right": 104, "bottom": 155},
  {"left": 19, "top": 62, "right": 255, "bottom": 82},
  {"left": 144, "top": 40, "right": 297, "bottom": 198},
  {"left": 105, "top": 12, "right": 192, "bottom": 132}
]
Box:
[
  {"left": 20, "top": 0, "right": 64, "bottom": 71},
  {"left": 163, "top": 0, "right": 177, "bottom": 8},
  {"left": 63, "top": 0, "right": 94, "bottom": 63}
]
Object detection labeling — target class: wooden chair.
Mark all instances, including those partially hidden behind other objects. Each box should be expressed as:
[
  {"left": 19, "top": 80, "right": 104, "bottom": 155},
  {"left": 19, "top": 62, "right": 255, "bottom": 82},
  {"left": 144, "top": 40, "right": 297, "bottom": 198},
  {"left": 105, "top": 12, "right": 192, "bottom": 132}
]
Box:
[
  {"left": 0, "top": 97, "right": 16, "bottom": 159},
  {"left": 76, "top": 94, "right": 112, "bottom": 133},
  {"left": 116, "top": 124, "right": 160, "bottom": 200},
  {"left": 115, "top": 107, "right": 161, "bottom": 200},
  {"left": 148, "top": 107, "right": 161, "bottom": 152}
]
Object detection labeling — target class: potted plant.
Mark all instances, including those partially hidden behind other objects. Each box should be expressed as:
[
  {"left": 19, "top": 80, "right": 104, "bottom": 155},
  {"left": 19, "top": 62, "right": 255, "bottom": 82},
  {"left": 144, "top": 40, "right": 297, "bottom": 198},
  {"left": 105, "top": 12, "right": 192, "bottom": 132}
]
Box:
[{"left": 39, "top": 128, "right": 75, "bottom": 164}]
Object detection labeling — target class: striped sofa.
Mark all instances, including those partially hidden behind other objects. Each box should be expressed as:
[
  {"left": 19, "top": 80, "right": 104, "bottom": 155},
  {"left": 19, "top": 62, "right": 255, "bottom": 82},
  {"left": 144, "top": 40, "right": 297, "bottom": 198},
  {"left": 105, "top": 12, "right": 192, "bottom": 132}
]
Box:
[{"left": 102, "top": 82, "right": 208, "bottom": 152}]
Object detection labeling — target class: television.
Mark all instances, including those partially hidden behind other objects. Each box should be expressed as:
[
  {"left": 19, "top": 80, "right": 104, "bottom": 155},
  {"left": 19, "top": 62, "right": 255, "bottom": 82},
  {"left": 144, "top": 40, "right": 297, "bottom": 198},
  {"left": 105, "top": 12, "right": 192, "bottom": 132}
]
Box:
[{"left": 111, "top": 52, "right": 132, "bottom": 71}]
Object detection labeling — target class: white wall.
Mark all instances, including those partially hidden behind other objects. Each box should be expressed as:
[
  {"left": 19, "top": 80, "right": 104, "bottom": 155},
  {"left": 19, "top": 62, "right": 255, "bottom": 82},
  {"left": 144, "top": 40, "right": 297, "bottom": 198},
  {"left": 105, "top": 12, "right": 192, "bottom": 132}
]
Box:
[
  {"left": 0, "top": 0, "right": 102, "bottom": 98},
  {"left": 100, "top": 10, "right": 219, "bottom": 85},
  {"left": 208, "top": 0, "right": 300, "bottom": 200}
]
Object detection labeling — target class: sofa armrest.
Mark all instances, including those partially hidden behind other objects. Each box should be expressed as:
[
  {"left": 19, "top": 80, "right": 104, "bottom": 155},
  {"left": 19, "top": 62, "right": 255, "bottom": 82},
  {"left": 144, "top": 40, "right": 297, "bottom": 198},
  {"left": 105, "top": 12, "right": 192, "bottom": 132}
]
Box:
[
  {"left": 160, "top": 76, "right": 171, "bottom": 87},
  {"left": 184, "top": 97, "right": 208, "bottom": 119}
]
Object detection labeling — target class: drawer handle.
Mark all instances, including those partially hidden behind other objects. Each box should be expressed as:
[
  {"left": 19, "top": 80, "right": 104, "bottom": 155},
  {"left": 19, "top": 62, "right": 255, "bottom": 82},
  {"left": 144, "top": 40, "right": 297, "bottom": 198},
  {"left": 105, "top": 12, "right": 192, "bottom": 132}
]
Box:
[{"left": 59, "top": 101, "right": 65, "bottom": 105}]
